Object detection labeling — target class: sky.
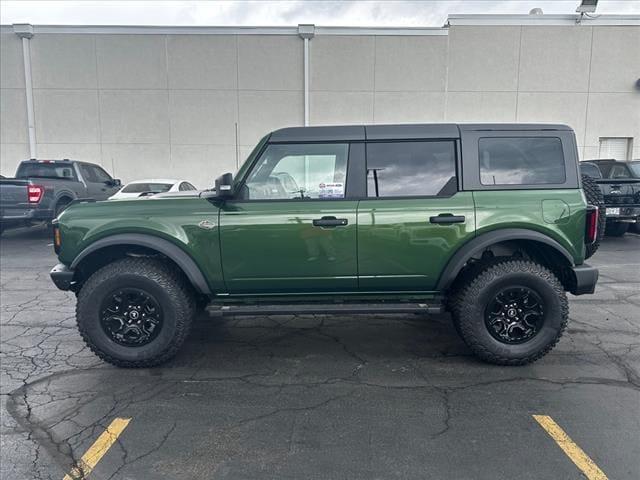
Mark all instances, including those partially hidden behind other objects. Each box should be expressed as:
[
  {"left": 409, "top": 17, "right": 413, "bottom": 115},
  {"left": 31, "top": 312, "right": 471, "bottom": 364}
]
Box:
[{"left": 1, "top": 0, "right": 639, "bottom": 27}]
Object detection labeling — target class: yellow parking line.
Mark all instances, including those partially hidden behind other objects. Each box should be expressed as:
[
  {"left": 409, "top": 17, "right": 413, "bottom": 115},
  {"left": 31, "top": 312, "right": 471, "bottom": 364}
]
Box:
[
  {"left": 63, "top": 417, "right": 131, "bottom": 480},
  {"left": 533, "top": 414, "right": 607, "bottom": 480}
]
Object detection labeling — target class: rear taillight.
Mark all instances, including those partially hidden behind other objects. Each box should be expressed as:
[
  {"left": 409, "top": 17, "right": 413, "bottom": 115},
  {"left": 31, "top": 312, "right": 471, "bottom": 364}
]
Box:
[
  {"left": 28, "top": 185, "right": 44, "bottom": 204},
  {"left": 52, "top": 221, "right": 61, "bottom": 254},
  {"left": 585, "top": 206, "right": 598, "bottom": 244}
]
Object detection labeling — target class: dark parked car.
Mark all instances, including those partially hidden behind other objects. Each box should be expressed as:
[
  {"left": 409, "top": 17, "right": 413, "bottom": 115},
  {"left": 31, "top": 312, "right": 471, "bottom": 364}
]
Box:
[
  {"left": 51, "top": 123, "right": 600, "bottom": 368},
  {"left": 0, "top": 159, "right": 121, "bottom": 233},
  {"left": 580, "top": 159, "right": 640, "bottom": 236}
]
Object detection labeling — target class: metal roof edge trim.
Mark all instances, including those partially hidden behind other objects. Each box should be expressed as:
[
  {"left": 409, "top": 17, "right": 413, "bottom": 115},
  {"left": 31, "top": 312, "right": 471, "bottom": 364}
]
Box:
[{"left": 1, "top": 24, "right": 447, "bottom": 35}]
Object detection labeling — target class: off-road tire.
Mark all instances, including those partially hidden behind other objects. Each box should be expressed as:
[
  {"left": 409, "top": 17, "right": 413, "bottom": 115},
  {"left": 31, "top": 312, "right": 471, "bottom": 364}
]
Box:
[
  {"left": 605, "top": 222, "right": 628, "bottom": 237},
  {"left": 76, "top": 257, "right": 195, "bottom": 367},
  {"left": 581, "top": 174, "right": 605, "bottom": 259},
  {"left": 451, "top": 260, "right": 568, "bottom": 366}
]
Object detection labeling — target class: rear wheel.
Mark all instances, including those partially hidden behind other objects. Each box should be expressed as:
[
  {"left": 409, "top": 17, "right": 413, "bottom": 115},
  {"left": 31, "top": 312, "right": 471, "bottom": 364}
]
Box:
[
  {"left": 76, "top": 258, "right": 195, "bottom": 367},
  {"left": 451, "top": 260, "right": 568, "bottom": 365},
  {"left": 605, "top": 222, "right": 629, "bottom": 237}
]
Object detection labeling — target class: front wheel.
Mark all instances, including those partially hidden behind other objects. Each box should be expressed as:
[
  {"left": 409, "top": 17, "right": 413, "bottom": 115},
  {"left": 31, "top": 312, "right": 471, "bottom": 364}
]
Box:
[
  {"left": 76, "top": 258, "right": 195, "bottom": 367},
  {"left": 451, "top": 260, "right": 568, "bottom": 365}
]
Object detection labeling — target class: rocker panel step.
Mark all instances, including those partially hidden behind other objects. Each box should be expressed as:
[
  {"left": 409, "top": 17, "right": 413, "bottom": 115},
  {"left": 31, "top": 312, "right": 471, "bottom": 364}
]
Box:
[{"left": 206, "top": 303, "right": 444, "bottom": 317}]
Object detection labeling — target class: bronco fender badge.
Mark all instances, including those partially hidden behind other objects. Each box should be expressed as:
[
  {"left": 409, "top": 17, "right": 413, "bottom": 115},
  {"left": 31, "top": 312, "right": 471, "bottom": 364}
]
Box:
[{"left": 198, "top": 220, "right": 216, "bottom": 230}]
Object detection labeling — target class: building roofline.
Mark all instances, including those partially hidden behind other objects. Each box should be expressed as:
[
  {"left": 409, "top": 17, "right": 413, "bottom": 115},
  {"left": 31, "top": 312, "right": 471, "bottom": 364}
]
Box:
[
  {"left": 0, "top": 24, "right": 446, "bottom": 36},
  {"left": 446, "top": 14, "right": 640, "bottom": 26},
  {"left": 2, "top": 14, "right": 637, "bottom": 36}
]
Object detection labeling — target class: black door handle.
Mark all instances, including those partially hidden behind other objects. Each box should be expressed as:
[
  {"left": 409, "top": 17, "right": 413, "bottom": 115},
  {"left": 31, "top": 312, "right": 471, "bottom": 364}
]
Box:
[
  {"left": 313, "top": 216, "right": 348, "bottom": 228},
  {"left": 430, "top": 214, "right": 465, "bottom": 224}
]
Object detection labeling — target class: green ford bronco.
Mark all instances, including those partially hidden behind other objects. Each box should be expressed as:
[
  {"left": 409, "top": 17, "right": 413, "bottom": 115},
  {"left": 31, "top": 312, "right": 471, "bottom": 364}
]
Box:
[{"left": 50, "top": 124, "right": 600, "bottom": 367}]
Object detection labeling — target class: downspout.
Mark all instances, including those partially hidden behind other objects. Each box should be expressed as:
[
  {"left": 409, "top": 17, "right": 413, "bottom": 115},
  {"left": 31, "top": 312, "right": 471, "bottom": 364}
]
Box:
[
  {"left": 14, "top": 24, "right": 37, "bottom": 159},
  {"left": 298, "top": 24, "right": 315, "bottom": 127}
]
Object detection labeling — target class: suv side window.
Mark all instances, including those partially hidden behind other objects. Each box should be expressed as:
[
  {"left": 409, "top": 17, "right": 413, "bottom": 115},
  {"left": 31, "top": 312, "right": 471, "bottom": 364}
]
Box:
[
  {"left": 366, "top": 141, "right": 456, "bottom": 197},
  {"left": 242, "top": 143, "right": 348, "bottom": 200},
  {"left": 479, "top": 137, "right": 566, "bottom": 185}
]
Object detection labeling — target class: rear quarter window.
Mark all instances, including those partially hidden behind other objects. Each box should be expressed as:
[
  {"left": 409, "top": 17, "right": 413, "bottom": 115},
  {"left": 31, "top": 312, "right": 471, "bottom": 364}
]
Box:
[{"left": 479, "top": 137, "right": 566, "bottom": 186}]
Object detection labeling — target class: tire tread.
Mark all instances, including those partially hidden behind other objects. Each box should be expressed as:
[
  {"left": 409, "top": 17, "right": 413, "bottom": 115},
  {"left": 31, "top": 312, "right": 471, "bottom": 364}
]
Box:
[
  {"left": 76, "top": 257, "right": 195, "bottom": 368},
  {"left": 452, "top": 259, "right": 568, "bottom": 366}
]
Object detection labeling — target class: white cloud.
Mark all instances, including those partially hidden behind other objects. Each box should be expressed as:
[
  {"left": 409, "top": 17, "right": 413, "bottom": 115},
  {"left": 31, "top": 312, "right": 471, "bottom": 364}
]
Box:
[{"left": 1, "top": 0, "right": 638, "bottom": 26}]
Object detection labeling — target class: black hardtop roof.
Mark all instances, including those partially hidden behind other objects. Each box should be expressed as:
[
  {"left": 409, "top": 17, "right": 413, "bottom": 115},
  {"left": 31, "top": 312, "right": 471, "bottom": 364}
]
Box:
[{"left": 269, "top": 123, "right": 572, "bottom": 142}]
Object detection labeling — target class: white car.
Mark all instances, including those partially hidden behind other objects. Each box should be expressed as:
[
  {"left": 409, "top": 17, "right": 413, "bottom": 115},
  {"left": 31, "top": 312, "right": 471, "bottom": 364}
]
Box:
[{"left": 108, "top": 179, "right": 197, "bottom": 200}]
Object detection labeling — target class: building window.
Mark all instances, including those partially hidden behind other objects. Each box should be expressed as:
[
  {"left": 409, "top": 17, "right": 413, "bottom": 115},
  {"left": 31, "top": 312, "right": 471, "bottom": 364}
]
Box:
[
  {"left": 478, "top": 137, "right": 566, "bottom": 186},
  {"left": 599, "top": 137, "right": 632, "bottom": 161}
]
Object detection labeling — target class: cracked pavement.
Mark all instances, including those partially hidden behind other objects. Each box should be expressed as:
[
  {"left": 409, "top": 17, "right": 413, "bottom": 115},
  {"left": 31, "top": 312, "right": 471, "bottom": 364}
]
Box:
[{"left": 1, "top": 226, "right": 639, "bottom": 479}]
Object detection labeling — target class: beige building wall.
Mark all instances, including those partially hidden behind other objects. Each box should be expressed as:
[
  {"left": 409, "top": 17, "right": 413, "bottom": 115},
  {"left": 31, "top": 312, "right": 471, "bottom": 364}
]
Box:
[{"left": 1, "top": 16, "right": 639, "bottom": 188}]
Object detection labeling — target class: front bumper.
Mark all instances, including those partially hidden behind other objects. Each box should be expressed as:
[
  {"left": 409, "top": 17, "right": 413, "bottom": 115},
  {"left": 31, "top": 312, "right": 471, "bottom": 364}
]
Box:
[
  {"left": 50, "top": 263, "right": 75, "bottom": 291},
  {"left": 569, "top": 263, "right": 599, "bottom": 295}
]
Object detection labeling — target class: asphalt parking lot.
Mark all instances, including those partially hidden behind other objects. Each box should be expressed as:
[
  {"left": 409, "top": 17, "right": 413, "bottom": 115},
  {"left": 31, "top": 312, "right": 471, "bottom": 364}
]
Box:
[{"left": 1, "top": 226, "right": 638, "bottom": 479}]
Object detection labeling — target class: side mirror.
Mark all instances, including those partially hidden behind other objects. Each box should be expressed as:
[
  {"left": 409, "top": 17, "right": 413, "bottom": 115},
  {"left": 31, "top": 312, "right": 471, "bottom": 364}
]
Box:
[
  {"left": 214, "top": 173, "right": 234, "bottom": 198},
  {"left": 113, "top": 178, "right": 121, "bottom": 187}
]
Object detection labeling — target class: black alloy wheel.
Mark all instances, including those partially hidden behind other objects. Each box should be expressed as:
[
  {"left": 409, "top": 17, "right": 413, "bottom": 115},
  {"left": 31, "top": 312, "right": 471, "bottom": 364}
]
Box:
[
  {"left": 100, "top": 288, "right": 163, "bottom": 347},
  {"left": 484, "top": 286, "right": 544, "bottom": 344}
]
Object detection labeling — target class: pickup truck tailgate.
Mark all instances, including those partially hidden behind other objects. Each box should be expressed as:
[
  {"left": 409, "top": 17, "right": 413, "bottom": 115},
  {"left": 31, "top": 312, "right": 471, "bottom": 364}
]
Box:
[
  {"left": 595, "top": 178, "right": 640, "bottom": 219},
  {"left": 0, "top": 179, "right": 29, "bottom": 218}
]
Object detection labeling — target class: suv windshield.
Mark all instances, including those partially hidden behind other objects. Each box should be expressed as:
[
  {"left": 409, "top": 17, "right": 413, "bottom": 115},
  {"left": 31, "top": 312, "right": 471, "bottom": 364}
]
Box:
[
  {"left": 16, "top": 162, "right": 76, "bottom": 180},
  {"left": 121, "top": 183, "right": 173, "bottom": 193}
]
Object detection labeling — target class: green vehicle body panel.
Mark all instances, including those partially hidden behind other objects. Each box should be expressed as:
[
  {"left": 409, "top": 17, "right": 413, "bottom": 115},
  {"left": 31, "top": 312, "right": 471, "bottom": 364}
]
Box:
[
  {"left": 219, "top": 200, "right": 358, "bottom": 293},
  {"left": 473, "top": 189, "right": 586, "bottom": 265},
  {"left": 57, "top": 197, "right": 225, "bottom": 292},
  {"left": 56, "top": 189, "right": 587, "bottom": 297},
  {"left": 357, "top": 192, "right": 475, "bottom": 290}
]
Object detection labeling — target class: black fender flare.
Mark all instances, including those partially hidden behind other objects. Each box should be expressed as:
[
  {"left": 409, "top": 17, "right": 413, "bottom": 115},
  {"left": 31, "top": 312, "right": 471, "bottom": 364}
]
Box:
[
  {"left": 70, "top": 233, "right": 211, "bottom": 294},
  {"left": 435, "top": 228, "right": 575, "bottom": 291},
  {"left": 53, "top": 191, "right": 76, "bottom": 209}
]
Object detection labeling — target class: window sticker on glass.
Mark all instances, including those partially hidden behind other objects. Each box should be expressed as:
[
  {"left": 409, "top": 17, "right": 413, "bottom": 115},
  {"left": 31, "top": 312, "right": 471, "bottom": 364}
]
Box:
[{"left": 318, "top": 182, "right": 344, "bottom": 199}]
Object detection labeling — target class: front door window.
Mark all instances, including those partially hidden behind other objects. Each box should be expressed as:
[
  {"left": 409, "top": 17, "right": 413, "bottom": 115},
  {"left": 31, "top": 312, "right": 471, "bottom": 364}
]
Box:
[{"left": 242, "top": 143, "right": 348, "bottom": 200}]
